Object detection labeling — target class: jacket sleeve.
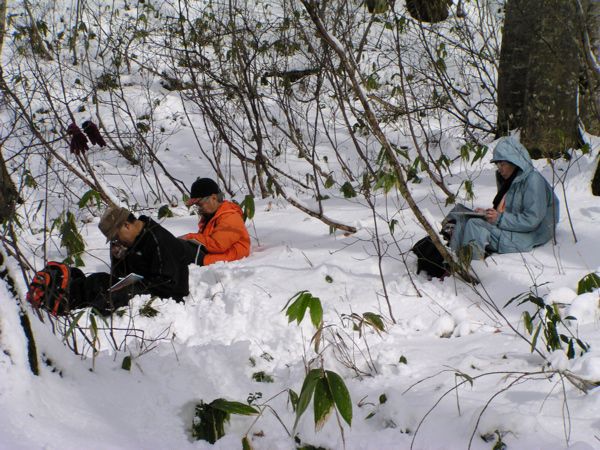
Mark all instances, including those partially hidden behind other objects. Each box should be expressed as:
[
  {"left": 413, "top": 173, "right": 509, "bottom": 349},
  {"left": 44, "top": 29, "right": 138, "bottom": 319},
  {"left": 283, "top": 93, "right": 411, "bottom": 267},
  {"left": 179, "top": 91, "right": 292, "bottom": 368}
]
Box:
[
  {"left": 180, "top": 232, "right": 204, "bottom": 244},
  {"left": 142, "top": 231, "right": 182, "bottom": 296},
  {"left": 202, "top": 212, "right": 247, "bottom": 254},
  {"left": 497, "top": 173, "right": 548, "bottom": 232}
]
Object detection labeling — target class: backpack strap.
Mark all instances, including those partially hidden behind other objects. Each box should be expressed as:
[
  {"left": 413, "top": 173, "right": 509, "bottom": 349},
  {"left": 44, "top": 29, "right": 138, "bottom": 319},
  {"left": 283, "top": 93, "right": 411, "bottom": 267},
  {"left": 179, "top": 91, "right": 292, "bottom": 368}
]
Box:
[
  {"left": 26, "top": 271, "right": 52, "bottom": 309},
  {"left": 46, "top": 262, "right": 70, "bottom": 315}
]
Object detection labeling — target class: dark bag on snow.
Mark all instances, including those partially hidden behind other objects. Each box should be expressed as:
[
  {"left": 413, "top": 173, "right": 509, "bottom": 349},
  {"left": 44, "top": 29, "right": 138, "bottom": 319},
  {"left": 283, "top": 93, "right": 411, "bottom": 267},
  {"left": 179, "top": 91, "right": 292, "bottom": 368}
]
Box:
[
  {"left": 411, "top": 236, "right": 448, "bottom": 279},
  {"left": 26, "top": 261, "right": 85, "bottom": 316}
]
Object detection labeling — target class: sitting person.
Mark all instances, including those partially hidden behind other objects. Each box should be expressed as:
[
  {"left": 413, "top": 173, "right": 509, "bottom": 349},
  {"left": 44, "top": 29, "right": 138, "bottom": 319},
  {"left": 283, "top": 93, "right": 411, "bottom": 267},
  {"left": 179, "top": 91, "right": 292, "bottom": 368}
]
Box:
[
  {"left": 443, "top": 136, "right": 559, "bottom": 260},
  {"left": 71, "top": 205, "right": 190, "bottom": 314},
  {"left": 180, "top": 178, "right": 251, "bottom": 266}
]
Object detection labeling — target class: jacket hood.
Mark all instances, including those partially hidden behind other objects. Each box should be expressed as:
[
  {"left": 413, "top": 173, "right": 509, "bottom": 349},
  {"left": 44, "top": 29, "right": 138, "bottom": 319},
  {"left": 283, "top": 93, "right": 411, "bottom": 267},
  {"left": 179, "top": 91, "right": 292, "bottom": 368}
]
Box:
[
  {"left": 491, "top": 136, "right": 534, "bottom": 177},
  {"left": 215, "top": 200, "right": 244, "bottom": 218}
]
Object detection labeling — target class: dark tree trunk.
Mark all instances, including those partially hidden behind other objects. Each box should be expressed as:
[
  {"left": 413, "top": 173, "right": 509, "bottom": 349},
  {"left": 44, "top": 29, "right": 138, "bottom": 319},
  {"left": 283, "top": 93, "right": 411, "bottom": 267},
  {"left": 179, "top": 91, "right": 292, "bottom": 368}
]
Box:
[
  {"left": 0, "top": 4, "right": 38, "bottom": 374},
  {"left": 497, "top": 0, "right": 579, "bottom": 159},
  {"left": 496, "top": 0, "right": 536, "bottom": 135},
  {"left": 578, "top": 0, "right": 600, "bottom": 195},
  {"left": 405, "top": 0, "right": 451, "bottom": 23},
  {"left": 0, "top": 251, "right": 40, "bottom": 376},
  {"left": 579, "top": 0, "right": 600, "bottom": 135},
  {"left": 592, "top": 161, "right": 600, "bottom": 195},
  {"left": 0, "top": 150, "right": 19, "bottom": 222}
]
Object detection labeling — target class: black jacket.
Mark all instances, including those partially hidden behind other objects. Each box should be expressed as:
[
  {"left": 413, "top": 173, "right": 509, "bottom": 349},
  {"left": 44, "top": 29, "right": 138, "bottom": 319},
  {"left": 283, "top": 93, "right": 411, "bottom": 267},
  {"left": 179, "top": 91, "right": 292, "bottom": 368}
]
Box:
[{"left": 111, "top": 216, "right": 189, "bottom": 301}]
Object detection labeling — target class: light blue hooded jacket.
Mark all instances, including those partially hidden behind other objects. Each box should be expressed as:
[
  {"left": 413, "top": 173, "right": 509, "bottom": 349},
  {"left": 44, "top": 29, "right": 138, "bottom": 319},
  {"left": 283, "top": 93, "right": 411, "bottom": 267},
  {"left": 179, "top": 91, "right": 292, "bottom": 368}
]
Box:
[{"left": 449, "top": 136, "right": 559, "bottom": 258}]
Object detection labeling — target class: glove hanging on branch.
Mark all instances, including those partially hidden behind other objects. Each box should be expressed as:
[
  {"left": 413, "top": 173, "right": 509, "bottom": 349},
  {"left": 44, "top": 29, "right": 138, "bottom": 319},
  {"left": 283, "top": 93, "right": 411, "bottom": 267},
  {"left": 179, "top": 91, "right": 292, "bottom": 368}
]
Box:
[
  {"left": 82, "top": 120, "right": 106, "bottom": 147},
  {"left": 67, "top": 123, "right": 89, "bottom": 155}
]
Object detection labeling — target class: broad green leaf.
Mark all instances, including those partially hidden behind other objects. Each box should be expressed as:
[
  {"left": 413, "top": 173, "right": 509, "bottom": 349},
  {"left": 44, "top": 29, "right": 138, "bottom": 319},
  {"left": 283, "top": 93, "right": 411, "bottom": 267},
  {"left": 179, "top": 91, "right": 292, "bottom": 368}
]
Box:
[
  {"left": 242, "top": 436, "right": 253, "bottom": 450},
  {"left": 89, "top": 314, "right": 98, "bottom": 337},
  {"left": 326, "top": 370, "right": 352, "bottom": 426},
  {"left": 530, "top": 323, "right": 542, "bottom": 353},
  {"left": 464, "top": 179, "right": 474, "bottom": 200},
  {"left": 577, "top": 272, "right": 600, "bottom": 295},
  {"left": 121, "top": 356, "right": 131, "bottom": 371},
  {"left": 242, "top": 195, "right": 255, "bottom": 220},
  {"left": 523, "top": 311, "right": 533, "bottom": 334},
  {"left": 529, "top": 295, "right": 545, "bottom": 308},
  {"left": 312, "top": 326, "right": 323, "bottom": 354},
  {"left": 324, "top": 175, "right": 335, "bottom": 189},
  {"left": 567, "top": 340, "right": 575, "bottom": 359},
  {"left": 388, "top": 219, "right": 398, "bottom": 234},
  {"left": 576, "top": 338, "right": 589, "bottom": 352},
  {"left": 471, "top": 145, "right": 488, "bottom": 164},
  {"left": 24, "top": 170, "right": 37, "bottom": 188},
  {"left": 293, "top": 369, "right": 321, "bottom": 431},
  {"left": 59, "top": 211, "right": 85, "bottom": 267},
  {"left": 309, "top": 296, "right": 323, "bottom": 329},
  {"left": 379, "top": 393, "right": 387, "bottom": 404},
  {"left": 460, "top": 144, "right": 470, "bottom": 161},
  {"left": 210, "top": 399, "right": 258, "bottom": 416},
  {"left": 314, "top": 377, "right": 334, "bottom": 431},
  {"left": 63, "top": 310, "right": 86, "bottom": 341},
  {"left": 78, "top": 189, "right": 102, "bottom": 209},
  {"left": 325, "top": 275, "right": 333, "bottom": 283},
  {"left": 365, "top": 74, "right": 379, "bottom": 90},
  {"left": 363, "top": 312, "right": 385, "bottom": 333},
  {"left": 158, "top": 205, "right": 173, "bottom": 219},
  {"left": 340, "top": 182, "right": 357, "bottom": 198},
  {"left": 281, "top": 290, "right": 307, "bottom": 312},
  {"left": 288, "top": 389, "right": 299, "bottom": 412},
  {"left": 285, "top": 291, "right": 311, "bottom": 324},
  {"left": 547, "top": 321, "right": 560, "bottom": 350}
]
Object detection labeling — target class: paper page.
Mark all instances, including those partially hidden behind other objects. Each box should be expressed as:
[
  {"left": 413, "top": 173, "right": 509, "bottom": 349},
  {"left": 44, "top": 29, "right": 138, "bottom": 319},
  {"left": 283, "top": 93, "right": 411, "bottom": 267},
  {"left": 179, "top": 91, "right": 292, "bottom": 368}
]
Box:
[{"left": 108, "top": 273, "right": 144, "bottom": 292}]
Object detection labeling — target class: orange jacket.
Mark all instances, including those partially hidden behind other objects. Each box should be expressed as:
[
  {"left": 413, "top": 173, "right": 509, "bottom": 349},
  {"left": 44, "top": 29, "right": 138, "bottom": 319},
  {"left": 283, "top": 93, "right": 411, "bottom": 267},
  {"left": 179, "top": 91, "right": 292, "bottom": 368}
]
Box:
[{"left": 181, "top": 201, "right": 250, "bottom": 265}]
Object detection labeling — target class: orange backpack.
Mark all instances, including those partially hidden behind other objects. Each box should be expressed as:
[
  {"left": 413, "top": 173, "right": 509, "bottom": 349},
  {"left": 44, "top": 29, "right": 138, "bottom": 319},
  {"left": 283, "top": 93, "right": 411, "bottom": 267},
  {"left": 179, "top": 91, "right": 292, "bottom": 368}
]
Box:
[{"left": 26, "top": 262, "right": 84, "bottom": 316}]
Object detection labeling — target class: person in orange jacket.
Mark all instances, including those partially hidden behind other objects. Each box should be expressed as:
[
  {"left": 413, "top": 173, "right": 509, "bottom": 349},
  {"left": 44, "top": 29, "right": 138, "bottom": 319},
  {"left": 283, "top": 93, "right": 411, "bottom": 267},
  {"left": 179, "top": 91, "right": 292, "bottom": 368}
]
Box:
[{"left": 180, "top": 178, "right": 251, "bottom": 266}]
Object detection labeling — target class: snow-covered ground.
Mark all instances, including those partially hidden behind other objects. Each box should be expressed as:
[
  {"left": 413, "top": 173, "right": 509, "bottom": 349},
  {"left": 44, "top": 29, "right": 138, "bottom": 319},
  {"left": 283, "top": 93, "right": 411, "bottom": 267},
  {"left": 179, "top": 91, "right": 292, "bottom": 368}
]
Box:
[{"left": 2, "top": 134, "right": 600, "bottom": 450}]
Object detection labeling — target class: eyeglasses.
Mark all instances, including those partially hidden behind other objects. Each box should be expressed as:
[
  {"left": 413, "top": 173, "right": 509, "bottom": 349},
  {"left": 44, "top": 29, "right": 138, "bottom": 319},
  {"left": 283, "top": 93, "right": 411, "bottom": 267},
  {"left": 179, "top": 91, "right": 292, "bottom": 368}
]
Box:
[
  {"left": 191, "top": 195, "right": 212, "bottom": 204},
  {"left": 495, "top": 161, "right": 511, "bottom": 167}
]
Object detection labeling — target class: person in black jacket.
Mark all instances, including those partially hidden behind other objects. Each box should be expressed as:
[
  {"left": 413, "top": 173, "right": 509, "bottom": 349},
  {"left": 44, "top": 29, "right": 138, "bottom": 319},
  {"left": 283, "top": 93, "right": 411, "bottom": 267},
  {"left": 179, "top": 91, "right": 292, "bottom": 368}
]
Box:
[{"left": 69, "top": 205, "right": 190, "bottom": 314}]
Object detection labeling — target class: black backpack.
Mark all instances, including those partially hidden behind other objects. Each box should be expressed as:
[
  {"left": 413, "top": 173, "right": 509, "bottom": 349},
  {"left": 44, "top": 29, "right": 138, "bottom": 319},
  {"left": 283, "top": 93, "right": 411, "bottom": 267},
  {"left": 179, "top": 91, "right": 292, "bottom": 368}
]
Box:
[
  {"left": 26, "top": 262, "right": 85, "bottom": 316},
  {"left": 411, "top": 236, "right": 449, "bottom": 279}
]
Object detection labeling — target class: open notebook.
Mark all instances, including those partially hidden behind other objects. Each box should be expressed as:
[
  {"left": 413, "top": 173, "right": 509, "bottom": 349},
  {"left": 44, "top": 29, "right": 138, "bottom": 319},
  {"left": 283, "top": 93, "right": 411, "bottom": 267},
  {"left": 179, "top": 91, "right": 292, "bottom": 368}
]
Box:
[
  {"left": 108, "top": 273, "right": 144, "bottom": 292},
  {"left": 452, "top": 211, "right": 486, "bottom": 218}
]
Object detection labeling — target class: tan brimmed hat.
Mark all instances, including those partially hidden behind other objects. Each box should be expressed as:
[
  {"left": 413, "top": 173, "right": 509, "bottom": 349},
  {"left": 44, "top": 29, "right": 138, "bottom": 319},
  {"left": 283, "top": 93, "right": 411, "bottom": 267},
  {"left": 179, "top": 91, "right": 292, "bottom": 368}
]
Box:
[{"left": 99, "top": 205, "right": 130, "bottom": 242}]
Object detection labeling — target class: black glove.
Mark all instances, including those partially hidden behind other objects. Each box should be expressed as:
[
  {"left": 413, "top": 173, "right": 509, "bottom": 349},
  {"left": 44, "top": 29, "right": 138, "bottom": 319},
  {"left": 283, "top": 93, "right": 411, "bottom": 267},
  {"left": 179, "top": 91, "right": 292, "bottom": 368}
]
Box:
[
  {"left": 82, "top": 121, "right": 107, "bottom": 147},
  {"left": 67, "top": 123, "right": 89, "bottom": 155}
]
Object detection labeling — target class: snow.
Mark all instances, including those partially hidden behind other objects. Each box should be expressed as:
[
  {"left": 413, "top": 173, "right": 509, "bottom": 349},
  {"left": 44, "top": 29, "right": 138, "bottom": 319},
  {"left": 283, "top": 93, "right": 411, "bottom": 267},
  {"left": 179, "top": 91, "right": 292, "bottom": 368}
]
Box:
[
  {"left": 4, "top": 168, "right": 600, "bottom": 448},
  {"left": 2, "top": 1, "right": 600, "bottom": 450}
]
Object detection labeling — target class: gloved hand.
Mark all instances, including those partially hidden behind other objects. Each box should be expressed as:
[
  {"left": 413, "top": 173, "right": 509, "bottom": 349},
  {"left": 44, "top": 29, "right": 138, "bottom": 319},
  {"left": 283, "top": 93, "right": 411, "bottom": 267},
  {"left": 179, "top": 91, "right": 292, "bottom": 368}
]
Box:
[
  {"left": 82, "top": 121, "right": 107, "bottom": 147},
  {"left": 67, "top": 123, "right": 89, "bottom": 155}
]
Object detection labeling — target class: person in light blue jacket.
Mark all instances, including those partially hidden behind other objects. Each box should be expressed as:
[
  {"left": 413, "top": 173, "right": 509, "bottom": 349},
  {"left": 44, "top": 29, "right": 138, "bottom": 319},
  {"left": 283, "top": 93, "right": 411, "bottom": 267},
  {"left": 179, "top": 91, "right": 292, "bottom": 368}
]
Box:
[{"left": 445, "top": 136, "right": 559, "bottom": 260}]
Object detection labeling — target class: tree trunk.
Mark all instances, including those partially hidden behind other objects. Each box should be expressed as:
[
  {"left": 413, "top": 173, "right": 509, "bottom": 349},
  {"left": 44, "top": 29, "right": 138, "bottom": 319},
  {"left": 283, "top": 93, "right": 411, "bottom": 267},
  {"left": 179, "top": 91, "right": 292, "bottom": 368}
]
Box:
[
  {"left": 496, "top": 0, "right": 536, "bottom": 135},
  {"left": 497, "top": 0, "right": 580, "bottom": 159},
  {"left": 0, "top": 150, "right": 19, "bottom": 222},
  {"left": 579, "top": 0, "right": 600, "bottom": 135},
  {"left": 0, "top": 0, "right": 39, "bottom": 376},
  {"left": 405, "top": 0, "right": 451, "bottom": 23},
  {"left": 0, "top": 0, "right": 6, "bottom": 57}
]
